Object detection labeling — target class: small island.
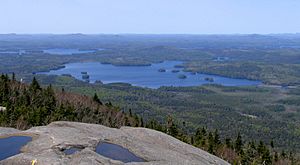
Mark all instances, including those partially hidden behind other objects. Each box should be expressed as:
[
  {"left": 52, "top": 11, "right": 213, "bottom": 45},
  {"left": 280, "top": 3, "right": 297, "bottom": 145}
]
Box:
[
  {"left": 94, "top": 80, "right": 103, "bottom": 84},
  {"left": 174, "top": 65, "right": 184, "bottom": 68},
  {"left": 81, "top": 71, "right": 90, "bottom": 81},
  {"left": 158, "top": 68, "right": 166, "bottom": 72},
  {"left": 61, "top": 74, "right": 72, "bottom": 77},
  {"left": 204, "top": 77, "right": 214, "bottom": 82},
  {"left": 177, "top": 74, "right": 187, "bottom": 79},
  {"left": 82, "top": 74, "right": 90, "bottom": 80}
]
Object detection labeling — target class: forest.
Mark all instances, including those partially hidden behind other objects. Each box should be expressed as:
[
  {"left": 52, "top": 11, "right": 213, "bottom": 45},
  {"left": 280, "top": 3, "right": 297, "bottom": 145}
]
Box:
[
  {"left": 0, "top": 74, "right": 140, "bottom": 129},
  {"left": 0, "top": 75, "right": 297, "bottom": 164}
]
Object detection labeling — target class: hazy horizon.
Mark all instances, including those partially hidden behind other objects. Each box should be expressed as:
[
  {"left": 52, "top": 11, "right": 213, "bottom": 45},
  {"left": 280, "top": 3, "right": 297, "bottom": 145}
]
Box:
[
  {"left": 1, "top": 33, "right": 300, "bottom": 35},
  {"left": 1, "top": 0, "right": 300, "bottom": 34}
]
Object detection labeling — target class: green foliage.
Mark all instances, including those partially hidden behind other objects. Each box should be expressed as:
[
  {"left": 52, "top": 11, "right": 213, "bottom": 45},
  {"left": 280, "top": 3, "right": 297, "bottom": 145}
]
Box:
[
  {"left": 235, "top": 133, "right": 243, "bottom": 155},
  {"left": 93, "top": 93, "right": 103, "bottom": 105},
  {"left": 0, "top": 75, "right": 138, "bottom": 129}
]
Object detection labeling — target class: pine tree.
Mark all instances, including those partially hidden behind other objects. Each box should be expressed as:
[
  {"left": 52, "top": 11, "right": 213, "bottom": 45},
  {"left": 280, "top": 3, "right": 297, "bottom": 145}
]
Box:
[
  {"left": 274, "top": 152, "right": 279, "bottom": 162},
  {"left": 270, "top": 140, "right": 274, "bottom": 148},
  {"left": 214, "top": 129, "right": 221, "bottom": 146},
  {"left": 208, "top": 142, "right": 214, "bottom": 154},
  {"left": 257, "top": 141, "right": 265, "bottom": 155},
  {"left": 129, "top": 109, "right": 132, "bottom": 117},
  {"left": 105, "top": 101, "right": 112, "bottom": 107},
  {"left": 235, "top": 132, "right": 243, "bottom": 155},
  {"left": 93, "top": 93, "right": 102, "bottom": 105},
  {"left": 261, "top": 148, "right": 272, "bottom": 165},
  {"left": 1, "top": 81, "right": 9, "bottom": 104},
  {"left": 225, "top": 138, "right": 232, "bottom": 149},
  {"left": 191, "top": 136, "right": 194, "bottom": 145},
  {"left": 12, "top": 73, "right": 15, "bottom": 81},
  {"left": 281, "top": 150, "right": 286, "bottom": 159},
  {"left": 208, "top": 132, "right": 215, "bottom": 153},
  {"left": 44, "top": 85, "right": 56, "bottom": 114},
  {"left": 140, "top": 117, "right": 144, "bottom": 127},
  {"left": 125, "top": 116, "right": 131, "bottom": 126},
  {"left": 30, "top": 77, "right": 41, "bottom": 92}
]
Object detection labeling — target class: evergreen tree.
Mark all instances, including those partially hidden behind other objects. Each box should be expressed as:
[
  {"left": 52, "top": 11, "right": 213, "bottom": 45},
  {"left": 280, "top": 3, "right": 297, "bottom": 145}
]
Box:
[
  {"left": 191, "top": 136, "right": 194, "bottom": 145},
  {"left": 235, "top": 132, "right": 243, "bottom": 155},
  {"left": 240, "top": 152, "right": 250, "bottom": 165},
  {"left": 29, "top": 77, "right": 41, "bottom": 92},
  {"left": 140, "top": 117, "right": 144, "bottom": 127},
  {"left": 274, "top": 152, "right": 279, "bottom": 162},
  {"left": 105, "top": 101, "right": 113, "bottom": 107},
  {"left": 44, "top": 85, "right": 56, "bottom": 114},
  {"left": 208, "top": 132, "right": 215, "bottom": 153},
  {"left": 208, "top": 142, "right": 214, "bottom": 154},
  {"left": 214, "top": 129, "right": 221, "bottom": 146},
  {"left": 125, "top": 116, "right": 131, "bottom": 126},
  {"left": 93, "top": 93, "right": 102, "bottom": 105},
  {"left": 261, "top": 148, "right": 272, "bottom": 165},
  {"left": 12, "top": 73, "right": 15, "bottom": 81},
  {"left": 257, "top": 141, "right": 265, "bottom": 155},
  {"left": 281, "top": 150, "right": 286, "bottom": 159},
  {"left": 225, "top": 138, "right": 232, "bottom": 148},
  {"left": 270, "top": 140, "right": 274, "bottom": 148}
]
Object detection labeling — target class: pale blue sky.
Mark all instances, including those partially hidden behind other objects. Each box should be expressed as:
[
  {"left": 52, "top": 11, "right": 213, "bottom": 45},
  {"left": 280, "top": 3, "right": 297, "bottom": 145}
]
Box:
[{"left": 0, "top": 0, "right": 300, "bottom": 34}]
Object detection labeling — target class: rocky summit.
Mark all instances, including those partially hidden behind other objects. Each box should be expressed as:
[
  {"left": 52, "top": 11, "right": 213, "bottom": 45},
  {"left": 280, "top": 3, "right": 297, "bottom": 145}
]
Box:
[{"left": 0, "top": 121, "right": 230, "bottom": 165}]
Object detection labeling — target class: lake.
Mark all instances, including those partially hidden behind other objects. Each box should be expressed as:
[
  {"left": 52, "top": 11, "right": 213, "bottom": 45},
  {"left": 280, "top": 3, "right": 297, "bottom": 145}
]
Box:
[
  {"left": 40, "top": 61, "right": 261, "bottom": 88},
  {"left": 0, "top": 136, "right": 32, "bottom": 161}
]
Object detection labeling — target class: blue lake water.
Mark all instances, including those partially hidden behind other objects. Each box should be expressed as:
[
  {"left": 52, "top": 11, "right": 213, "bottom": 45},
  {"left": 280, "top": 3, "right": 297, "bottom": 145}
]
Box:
[
  {"left": 0, "top": 136, "right": 32, "bottom": 160},
  {"left": 40, "top": 61, "right": 261, "bottom": 88},
  {"left": 96, "top": 142, "right": 145, "bottom": 163}
]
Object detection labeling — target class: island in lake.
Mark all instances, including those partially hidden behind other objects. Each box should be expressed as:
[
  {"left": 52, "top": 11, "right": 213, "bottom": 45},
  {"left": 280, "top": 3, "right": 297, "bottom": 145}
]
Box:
[
  {"left": 177, "top": 74, "right": 187, "bottom": 79},
  {"left": 158, "top": 68, "right": 166, "bottom": 72},
  {"left": 81, "top": 72, "right": 90, "bottom": 82},
  {"left": 205, "top": 77, "right": 214, "bottom": 82},
  {"left": 171, "top": 70, "right": 180, "bottom": 73}
]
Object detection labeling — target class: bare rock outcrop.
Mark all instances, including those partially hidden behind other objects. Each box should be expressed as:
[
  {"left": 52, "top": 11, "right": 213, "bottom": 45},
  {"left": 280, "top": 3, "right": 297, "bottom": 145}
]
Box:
[{"left": 0, "top": 121, "right": 230, "bottom": 165}]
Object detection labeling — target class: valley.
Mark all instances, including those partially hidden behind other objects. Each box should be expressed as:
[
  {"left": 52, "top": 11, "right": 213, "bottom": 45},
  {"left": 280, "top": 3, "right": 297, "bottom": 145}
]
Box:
[{"left": 0, "top": 34, "right": 300, "bottom": 164}]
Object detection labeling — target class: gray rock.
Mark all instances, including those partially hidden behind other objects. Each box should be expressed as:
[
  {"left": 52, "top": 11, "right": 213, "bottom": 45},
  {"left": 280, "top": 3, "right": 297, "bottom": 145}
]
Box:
[
  {"left": 0, "top": 122, "right": 230, "bottom": 165},
  {"left": 0, "top": 127, "right": 20, "bottom": 137}
]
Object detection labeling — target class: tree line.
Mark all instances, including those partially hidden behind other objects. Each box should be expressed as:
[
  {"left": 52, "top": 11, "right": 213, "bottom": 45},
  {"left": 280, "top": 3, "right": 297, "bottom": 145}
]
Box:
[{"left": 0, "top": 74, "right": 139, "bottom": 129}]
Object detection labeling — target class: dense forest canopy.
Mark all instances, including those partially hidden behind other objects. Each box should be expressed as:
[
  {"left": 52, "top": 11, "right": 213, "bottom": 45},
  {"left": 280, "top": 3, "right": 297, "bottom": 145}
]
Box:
[{"left": 0, "top": 74, "right": 140, "bottom": 129}]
